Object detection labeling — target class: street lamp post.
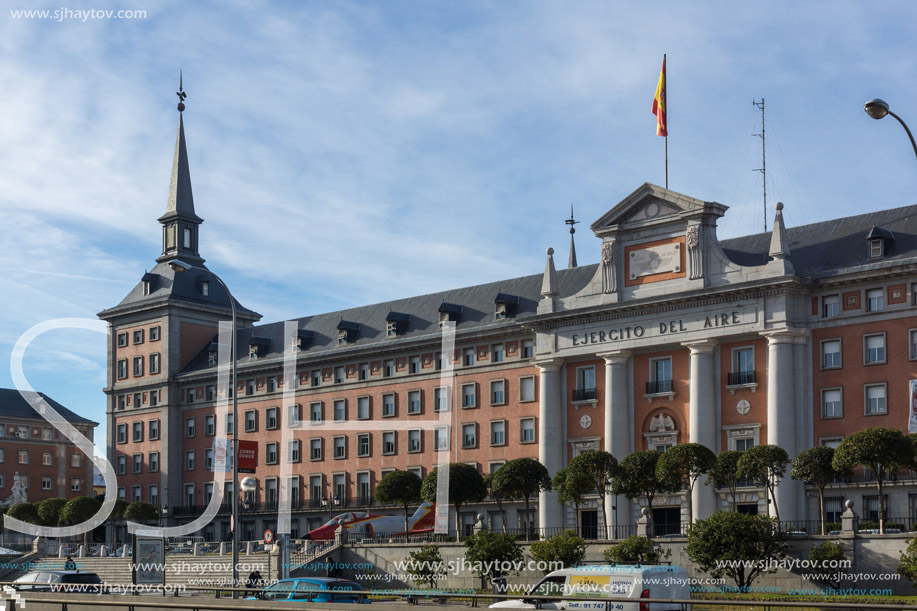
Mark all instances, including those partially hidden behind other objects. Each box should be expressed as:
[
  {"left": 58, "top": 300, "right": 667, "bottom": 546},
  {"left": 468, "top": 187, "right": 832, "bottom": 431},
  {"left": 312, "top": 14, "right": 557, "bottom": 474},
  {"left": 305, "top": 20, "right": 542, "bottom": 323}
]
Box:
[
  {"left": 864, "top": 99, "right": 917, "bottom": 161},
  {"left": 169, "top": 260, "right": 240, "bottom": 597}
]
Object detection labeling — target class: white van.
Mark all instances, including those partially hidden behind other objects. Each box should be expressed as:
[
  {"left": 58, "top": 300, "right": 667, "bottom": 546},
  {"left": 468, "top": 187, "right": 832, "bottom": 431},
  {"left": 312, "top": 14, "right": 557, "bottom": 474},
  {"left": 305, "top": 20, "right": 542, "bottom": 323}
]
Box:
[{"left": 490, "top": 565, "right": 690, "bottom": 611}]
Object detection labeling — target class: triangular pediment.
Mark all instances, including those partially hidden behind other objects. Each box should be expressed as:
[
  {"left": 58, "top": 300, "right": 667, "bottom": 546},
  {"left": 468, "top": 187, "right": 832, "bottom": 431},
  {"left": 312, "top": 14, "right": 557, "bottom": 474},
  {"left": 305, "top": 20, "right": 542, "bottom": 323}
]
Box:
[{"left": 590, "top": 183, "right": 719, "bottom": 234}]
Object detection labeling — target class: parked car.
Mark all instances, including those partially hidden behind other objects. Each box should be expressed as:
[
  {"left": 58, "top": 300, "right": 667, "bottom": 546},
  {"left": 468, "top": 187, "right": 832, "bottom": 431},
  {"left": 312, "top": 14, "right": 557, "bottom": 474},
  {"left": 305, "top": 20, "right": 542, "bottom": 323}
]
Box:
[
  {"left": 251, "top": 578, "right": 370, "bottom": 604},
  {"left": 13, "top": 571, "right": 104, "bottom": 594}
]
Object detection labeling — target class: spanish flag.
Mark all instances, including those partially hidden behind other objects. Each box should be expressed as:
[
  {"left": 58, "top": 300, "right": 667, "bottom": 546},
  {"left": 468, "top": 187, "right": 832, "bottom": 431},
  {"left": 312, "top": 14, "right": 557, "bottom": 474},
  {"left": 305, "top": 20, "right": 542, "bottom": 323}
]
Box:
[{"left": 652, "top": 56, "right": 667, "bottom": 137}]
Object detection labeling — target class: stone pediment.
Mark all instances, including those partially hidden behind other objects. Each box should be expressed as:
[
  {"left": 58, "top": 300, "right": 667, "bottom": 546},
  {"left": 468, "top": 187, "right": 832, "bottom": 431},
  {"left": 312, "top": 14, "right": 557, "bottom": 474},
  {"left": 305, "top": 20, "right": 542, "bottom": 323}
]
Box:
[{"left": 590, "top": 183, "right": 722, "bottom": 235}]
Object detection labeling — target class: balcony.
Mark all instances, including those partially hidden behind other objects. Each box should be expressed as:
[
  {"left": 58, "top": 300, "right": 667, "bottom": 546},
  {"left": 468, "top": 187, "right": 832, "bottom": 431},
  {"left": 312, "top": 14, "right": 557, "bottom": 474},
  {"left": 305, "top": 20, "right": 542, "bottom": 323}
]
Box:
[
  {"left": 726, "top": 370, "right": 758, "bottom": 394},
  {"left": 572, "top": 387, "right": 596, "bottom": 402},
  {"left": 645, "top": 380, "right": 674, "bottom": 403}
]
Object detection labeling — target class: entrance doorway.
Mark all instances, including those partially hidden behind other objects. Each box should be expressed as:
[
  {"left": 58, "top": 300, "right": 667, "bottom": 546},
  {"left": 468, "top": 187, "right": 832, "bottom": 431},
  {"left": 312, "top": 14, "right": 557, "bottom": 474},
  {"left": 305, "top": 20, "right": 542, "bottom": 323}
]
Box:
[
  {"left": 652, "top": 507, "right": 682, "bottom": 536},
  {"left": 580, "top": 510, "right": 598, "bottom": 539}
]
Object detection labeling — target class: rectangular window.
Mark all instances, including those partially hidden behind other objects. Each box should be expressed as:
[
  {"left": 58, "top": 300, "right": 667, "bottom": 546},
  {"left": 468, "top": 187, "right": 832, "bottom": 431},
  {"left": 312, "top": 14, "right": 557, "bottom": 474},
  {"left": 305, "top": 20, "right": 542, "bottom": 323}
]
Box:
[
  {"left": 70, "top": 453, "right": 80, "bottom": 468},
  {"left": 334, "top": 366, "right": 345, "bottom": 384},
  {"left": 266, "top": 407, "right": 278, "bottom": 429},
  {"left": 333, "top": 399, "right": 346, "bottom": 422},
  {"left": 42, "top": 476, "right": 52, "bottom": 491},
  {"left": 185, "top": 450, "right": 195, "bottom": 470},
  {"left": 462, "top": 383, "right": 476, "bottom": 408},
  {"left": 731, "top": 347, "right": 755, "bottom": 385},
  {"left": 520, "top": 376, "right": 535, "bottom": 402},
  {"left": 492, "top": 343, "right": 505, "bottom": 363},
  {"left": 359, "top": 363, "right": 369, "bottom": 380},
  {"left": 462, "top": 423, "right": 477, "bottom": 448},
  {"left": 434, "top": 387, "right": 448, "bottom": 412},
  {"left": 288, "top": 404, "right": 302, "bottom": 427},
  {"left": 490, "top": 421, "right": 506, "bottom": 446},
  {"left": 246, "top": 379, "right": 255, "bottom": 395},
  {"left": 116, "top": 456, "right": 126, "bottom": 474},
  {"left": 867, "top": 288, "right": 884, "bottom": 312},
  {"left": 576, "top": 365, "right": 596, "bottom": 393},
  {"left": 133, "top": 329, "right": 144, "bottom": 344},
  {"left": 117, "top": 424, "right": 127, "bottom": 444},
  {"left": 185, "top": 417, "right": 195, "bottom": 438},
  {"left": 133, "top": 422, "right": 143, "bottom": 442},
  {"left": 266, "top": 442, "right": 278, "bottom": 464},
  {"left": 357, "top": 433, "right": 370, "bottom": 457},
  {"left": 735, "top": 437, "right": 754, "bottom": 453},
  {"left": 357, "top": 396, "right": 370, "bottom": 420},
  {"left": 520, "top": 418, "right": 536, "bottom": 443},
  {"left": 117, "top": 359, "right": 127, "bottom": 379},
  {"left": 289, "top": 440, "right": 301, "bottom": 463},
  {"left": 149, "top": 484, "right": 159, "bottom": 506},
  {"left": 383, "top": 359, "right": 394, "bottom": 377},
  {"left": 865, "top": 334, "right": 886, "bottom": 364},
  {"left": 310, "top": 402, "right": 323, "bottom": 423},
  {"left": 149, "top": 452, "right": 159, "bottom": 472},
  {"left": 357, "top": 472, "right": 371, "bottom": 503},
  {"left": 133, "top": 356, "right": 144, "bottom": 377},
  {"left": 823, "top": 295, "right": 839, "bottom": 318},
  {"left": 408, "top": 429, "right": 422, "bottom": 453},
  {"left": 42, "top": 451, "right": 52, "bottom": 466},
  {"left": 865, "top": 384, "right": 887, "bottom": 415},
  {"left": 822, "top": 339, "right": 841, "bottom": 369},
  {"left": 311, "top": 370, "right": 321, "bottom": 387},
  {"left": 409, "top": 356, "right": 421, "bottom": 374},
  {"left": 522, "top": 340, "right": 534, "bottom": 359},
  {"left": 134, "top": 392, "right": 142, "bottom": 408},
  {"left": 245, "top": 410, "right": 256, "bottom": 432},
  {"left": 267, "top": 377, "right": 276, "bottom": 392},
  {"left": 149, "top": 326, "right": 160, "bottom": 341},
  {"left": 118, "top": 395, "right": 126, "bottom": 410},
  {"left": 149, "top": 419, "right": 159, "bottom": 440},
  {"left": 407, "top": 390, "right": 421, "bottom": 414},
  {"left": 863, "top": 494, "right": 889, "bottom": 521},
  {"left": 434, "top": 426, "right": 449, "bottom": 451},
  {"left": 71, "top": 478, "right": 82, "bottom": 492},
  {"left": 382, "top": 393, "right": 395, "bottom": 417},
  {"left": 911, "top": 330, "right": 917, "bottom": 360},
  {"left": 310, "top": 439, "right": 322, "bottom": 461},
  {"left": 150, "top": 390, "right": 159, "bottom": 406},
  {"left": 117, "top": 332, "right": 128, "bottom": 347},
  {"left": 382, "top": 431, "right": 395, "bottom": 455},
  {"left": 224, "top": 414, "right": 233, "bottom": 435},
  {"left": 205, "top": 449, "right": 213, "bottom": 470},
  {"left": 490, "top": 380, "right": 505, "bottom": 405},
  {"left": 333, "top": 437, "right": 346, "bottom": 459},
  {"left": 149, "top": 353, "right": 160, "bottom": 374},
  {"left": 821, "top": 388, "right": 842, "bottom": 418},
  {"left": 648, "top": 357, "right": 673, "bottom": 394},
  {"left": 463, "top": 348, "right": 475, "bottom": 367},
  {"left": 204, "top": 414, "right": 215, "bottom": 436}
]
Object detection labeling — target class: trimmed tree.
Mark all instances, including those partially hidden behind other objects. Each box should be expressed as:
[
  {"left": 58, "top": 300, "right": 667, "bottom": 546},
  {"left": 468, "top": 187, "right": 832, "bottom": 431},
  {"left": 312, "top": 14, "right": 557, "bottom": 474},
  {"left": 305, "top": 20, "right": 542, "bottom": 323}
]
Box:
[
  {"left": 656, "top": 443, "right": 716, "bottom": 525},
  {"left": 833, "top": 427, "right": 914, "bottom": 534},
  {"left": 421, "top": 463, "right": 486, "bottom": 540},
  {"left": 737, "top": 445, "right": 790, "bottom": 522},
  {"left": 603, "top": 536, "right": 670, "bottom": 565},
  {"left": 707, "top": 451, "right": 742, "bottom": 511},
  {"left": 899, "top": 537, "right": 917, "bottom": 587},
  {"left": 552, "top": 467, "right": 592, "bottom": 534},
  {"left": 483, "top": 473, "right": 508, "bottom": 533},
  {"left": 613, "top": 450, "right": 675, "bottom": 515},
  {"left": 7, "top": 503, "right": 39, "bottom": 525},
  {"left": 567, "top": 450, "right": 619, "bottom": 538},
  {"left": 375, "top": 470, "right": 423, "bottom": 533},
  {"left": 37, "top": 498, "right": 68, "bottom": 528},
  {"left": 491, "top": 458, "right": 551, "bottom": 540},
  {"left": 686, "top": 511, "right": 787, "bottom": 592},
  {"left": 62, "top": 496, "right": 102, "bottom": 545},
  {"left": 463, "top": 530, "right": 523, "bottom": 588},
  {"left": 791, "top": 447, "right": 838, "bottom": 535},
  {"left": 124, "top": 501, "right": 158, "bottom": 523},
  {"left": 111, "top": 499, "right": 129, "bottom": 521},
  {"left": 810, "top": 541, "right": 847, "bottom": 589},
  {"left": 406, "top": 543, "right": 444, "bottom": 589},
  {"left": 530, "top": 530, "right": 586, "bottom": 571}
]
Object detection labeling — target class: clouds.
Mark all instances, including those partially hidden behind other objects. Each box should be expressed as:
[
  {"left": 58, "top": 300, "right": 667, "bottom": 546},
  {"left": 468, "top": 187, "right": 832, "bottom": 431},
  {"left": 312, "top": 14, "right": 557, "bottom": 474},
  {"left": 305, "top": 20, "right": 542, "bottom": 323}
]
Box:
[{"left": 2, "top": 0, "right": 917, "bottom": 439}]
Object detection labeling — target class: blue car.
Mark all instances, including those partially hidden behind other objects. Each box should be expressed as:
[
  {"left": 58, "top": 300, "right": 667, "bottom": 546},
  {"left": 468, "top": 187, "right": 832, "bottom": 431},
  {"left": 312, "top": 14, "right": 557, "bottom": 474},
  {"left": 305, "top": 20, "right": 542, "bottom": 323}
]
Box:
[{"left": 253, "top": 578, "right": 370, "bottom": 604}]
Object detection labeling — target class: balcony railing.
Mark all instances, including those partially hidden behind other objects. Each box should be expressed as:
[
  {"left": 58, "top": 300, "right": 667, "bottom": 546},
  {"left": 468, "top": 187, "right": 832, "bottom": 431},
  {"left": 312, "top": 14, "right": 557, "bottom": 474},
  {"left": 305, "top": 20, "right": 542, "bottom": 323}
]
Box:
[
  {"left": 572, "top": 387, "right": 597, "bottom": 402},
  {"left": 727, "top": 370, "right": 757, "bottom": 385},
  {"left": 646, "top": 380, "right": 673, "bottom": 394}
]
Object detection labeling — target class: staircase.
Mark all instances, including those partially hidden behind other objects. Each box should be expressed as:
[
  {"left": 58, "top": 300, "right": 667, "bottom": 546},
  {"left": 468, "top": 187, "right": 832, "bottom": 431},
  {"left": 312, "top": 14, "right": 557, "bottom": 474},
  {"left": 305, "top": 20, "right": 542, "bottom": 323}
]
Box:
[{"left": 288, "top": 540, "right": 339, "bottom": 575}]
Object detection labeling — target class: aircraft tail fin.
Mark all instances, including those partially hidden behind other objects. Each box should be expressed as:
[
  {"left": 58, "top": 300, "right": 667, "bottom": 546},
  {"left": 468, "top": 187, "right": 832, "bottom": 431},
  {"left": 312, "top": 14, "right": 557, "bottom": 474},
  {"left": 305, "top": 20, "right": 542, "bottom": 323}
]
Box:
[{"left": 408, "top": 500, "right": 435, "bottom": 530}]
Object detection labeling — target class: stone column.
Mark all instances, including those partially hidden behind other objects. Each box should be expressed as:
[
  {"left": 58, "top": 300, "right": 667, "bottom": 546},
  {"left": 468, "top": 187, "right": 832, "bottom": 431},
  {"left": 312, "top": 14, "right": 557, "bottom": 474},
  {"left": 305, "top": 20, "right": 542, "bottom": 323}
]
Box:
[
  {"left": 684, "top": 340, "right": 717, "bottom": 521},
  {"left": 537, "top": 360, "right": 564, "bottom": 532},
  {"left": 762, "top": 330, "right": 805, "bottom": 522},
  {"left": 601, "top": 350, "right": 631, "bottom": 536}
]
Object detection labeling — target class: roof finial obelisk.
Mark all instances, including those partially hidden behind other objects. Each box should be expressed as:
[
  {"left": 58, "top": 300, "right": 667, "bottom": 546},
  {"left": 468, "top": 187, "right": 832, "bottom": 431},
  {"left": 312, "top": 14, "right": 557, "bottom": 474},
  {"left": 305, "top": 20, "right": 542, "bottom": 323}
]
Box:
[
  {"left": 565, "top": 204, "right": 579, "bottom": 269},
  {"left": 176, "top": 70, "right": 187, "bottom": 112}
]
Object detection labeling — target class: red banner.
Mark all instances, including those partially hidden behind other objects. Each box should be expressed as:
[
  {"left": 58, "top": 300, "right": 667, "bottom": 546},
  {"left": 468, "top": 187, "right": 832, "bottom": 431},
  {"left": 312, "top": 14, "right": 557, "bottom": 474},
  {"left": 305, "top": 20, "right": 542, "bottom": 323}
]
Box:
[{"left": 237, "top": 440, "right": 258, "bottom": 473}]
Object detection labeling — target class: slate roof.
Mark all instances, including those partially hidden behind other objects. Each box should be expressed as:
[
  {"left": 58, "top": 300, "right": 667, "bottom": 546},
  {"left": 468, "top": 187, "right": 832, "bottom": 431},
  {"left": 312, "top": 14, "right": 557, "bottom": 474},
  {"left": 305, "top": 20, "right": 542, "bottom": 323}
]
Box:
[
  {"left": 182, "top": 264, "right": 598, "bottom": 372},
  {"left": 0, "top": 388, "right": 97, "bottom": 425},
  {"left": 100, "top": 261, "right": 260, "bottom": 319},
  {"left": 720, "top": 203, "right": 917, "bottom": 277}
]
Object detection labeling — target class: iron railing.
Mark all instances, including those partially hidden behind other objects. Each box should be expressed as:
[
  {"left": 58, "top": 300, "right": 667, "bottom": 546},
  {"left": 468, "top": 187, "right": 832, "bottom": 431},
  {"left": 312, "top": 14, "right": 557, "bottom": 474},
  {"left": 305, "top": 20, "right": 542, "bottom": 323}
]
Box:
[
  {"left": 572, "top": 387, "right": 597, "bottom": 402},
  {"left": 727, "top": 370, "right": 756, "bottom": 385},
  {"left": 646, "top": 380, "right": 673, "bottom": 394}
]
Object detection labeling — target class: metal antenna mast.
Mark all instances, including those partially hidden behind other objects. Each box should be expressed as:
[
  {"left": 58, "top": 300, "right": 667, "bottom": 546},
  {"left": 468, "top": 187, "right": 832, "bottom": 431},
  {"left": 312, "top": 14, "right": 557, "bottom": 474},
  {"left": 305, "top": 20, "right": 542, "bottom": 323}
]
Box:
[{"left": 753, "top": 98, "right": 767, "bottom": 232}]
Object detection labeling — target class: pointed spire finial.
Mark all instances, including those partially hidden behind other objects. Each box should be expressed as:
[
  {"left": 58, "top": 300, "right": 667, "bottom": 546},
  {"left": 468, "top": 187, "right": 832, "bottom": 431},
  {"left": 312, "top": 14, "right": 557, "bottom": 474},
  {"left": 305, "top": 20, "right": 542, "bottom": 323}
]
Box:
[
  {"left": 176, "top": 69, "right": 187, "bottom": 112},
  {"left": 541, "top": 247, "right": 557, "bottom": 298},
  {"left": 565, "top": 204, "right": 579, "bottom": 268}
]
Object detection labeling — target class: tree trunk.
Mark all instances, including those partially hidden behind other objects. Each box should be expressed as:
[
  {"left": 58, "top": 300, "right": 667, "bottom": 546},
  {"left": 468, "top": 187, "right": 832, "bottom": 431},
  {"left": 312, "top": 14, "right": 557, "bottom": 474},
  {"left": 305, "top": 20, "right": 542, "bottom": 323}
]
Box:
[
  {"left": 404, "top": 504, "right": 410, "bottom": 535},
  {"left": 597, "top": 492, "right": 608, "bottom": 540},
  {"left": 454, "top": 504, "right": 462, "bottom": 542},
  {"left": 769, "top": 481, "right": 781, "bottom": 523},
  {"left": 730, "top": 482, "right": 737, "bottom": 512},
  {"left": 818, "top": 487, "right": 826, "bottom": 536},
  {"left": 685, "top": 478, "right": 694, "bottom": 526},
  {"left": 523, "top": 496, "right": 531, "bottom": 541},
  {"left": 877, "top": 470, "right": 885, "bottom": 534}
]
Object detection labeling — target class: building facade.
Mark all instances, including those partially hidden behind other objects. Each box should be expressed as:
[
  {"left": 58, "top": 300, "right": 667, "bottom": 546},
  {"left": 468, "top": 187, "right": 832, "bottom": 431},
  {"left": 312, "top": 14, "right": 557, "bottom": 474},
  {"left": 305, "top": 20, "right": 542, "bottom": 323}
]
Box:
[
  {"left": 0, "top": 388, "right": 97, "bottom": 503},
  {"left": 100, "top": 108, "right": 917, "bottom": 541}
]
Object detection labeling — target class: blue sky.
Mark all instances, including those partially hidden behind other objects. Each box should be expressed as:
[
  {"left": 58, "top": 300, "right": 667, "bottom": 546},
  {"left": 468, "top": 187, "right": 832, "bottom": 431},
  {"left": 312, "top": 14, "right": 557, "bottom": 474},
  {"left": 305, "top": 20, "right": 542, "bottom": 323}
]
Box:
[{"left": 1, "top": 0, "right": 916, "bottom": 445}]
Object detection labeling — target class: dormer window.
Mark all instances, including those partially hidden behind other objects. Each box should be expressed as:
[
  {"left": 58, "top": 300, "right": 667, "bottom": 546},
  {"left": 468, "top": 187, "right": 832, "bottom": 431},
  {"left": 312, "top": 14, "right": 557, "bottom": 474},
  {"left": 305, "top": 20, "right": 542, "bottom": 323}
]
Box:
[
  {"left": 201, "top": 281, "right": 210, "bottom": 297},
  {"left": 385, "top": 312, "right": 410, "bottom": 337},
  {"left": 438, "top": 302, "right": 463, "bottom": 328},
  {"left": 493, "top": 293, "right": 520, "bottom": 320},
  {"left": 141, "top": 272, "right": 157, "bottom": 296},
  {"left": 296, "top": 330, "right": 314, "bottom": 351},
  {"left": 208, "top": 350, "right": 217, "bottom": 367},
  {"left": 248, "top": 336, "right": 271, "bottom": 359},
  {"left": 867, "top": 226, "right": 894, "bottom": 259},
  {"left": 337, "top": 321, "right": 361, "bottom": 345}
]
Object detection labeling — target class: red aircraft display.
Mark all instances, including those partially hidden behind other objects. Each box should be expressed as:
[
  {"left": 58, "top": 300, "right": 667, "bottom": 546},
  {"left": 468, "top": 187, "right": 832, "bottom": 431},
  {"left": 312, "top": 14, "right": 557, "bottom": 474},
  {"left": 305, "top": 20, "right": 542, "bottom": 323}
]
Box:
[{"left": 304, "top": 501, "right": 435, "bottom": 540}]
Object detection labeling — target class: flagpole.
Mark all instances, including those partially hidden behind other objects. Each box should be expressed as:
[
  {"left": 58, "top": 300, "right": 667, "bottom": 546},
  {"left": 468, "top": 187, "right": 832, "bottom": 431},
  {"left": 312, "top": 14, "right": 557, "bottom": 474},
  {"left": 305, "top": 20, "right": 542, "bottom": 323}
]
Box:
[{"left": 664, "top": 53, "right": 668, "bottom": 189}]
